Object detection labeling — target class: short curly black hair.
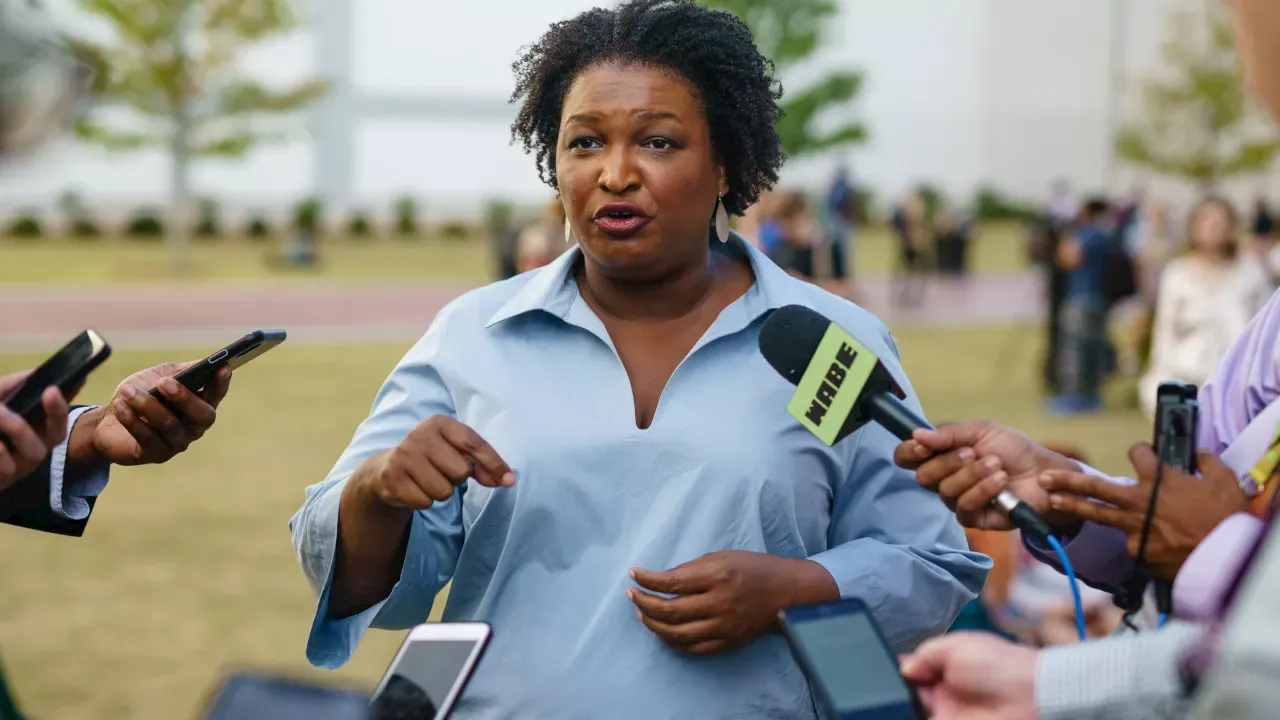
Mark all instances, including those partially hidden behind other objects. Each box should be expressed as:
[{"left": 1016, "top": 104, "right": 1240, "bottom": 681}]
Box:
[{"left": 510, "top": 0, "right": 785, "bottom": 217}]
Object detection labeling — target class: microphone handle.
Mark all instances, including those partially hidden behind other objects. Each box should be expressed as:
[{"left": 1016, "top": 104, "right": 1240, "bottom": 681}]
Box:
[{"left": 864, "top": 391, "right": 1054, "bottom": 542}]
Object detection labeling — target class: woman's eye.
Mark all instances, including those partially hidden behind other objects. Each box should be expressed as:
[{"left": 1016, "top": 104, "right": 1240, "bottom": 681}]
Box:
[
  {"left": 644, "top": 138, "right": 676, "bottom": 150},
  {"left": 569, "top": 137, "right": 601, "bottom": 150}
]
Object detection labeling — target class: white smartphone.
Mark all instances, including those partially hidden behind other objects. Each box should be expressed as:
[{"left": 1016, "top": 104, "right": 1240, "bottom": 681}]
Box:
[{"left": 370, "top": 622, "right": 491, "bottom": 720}]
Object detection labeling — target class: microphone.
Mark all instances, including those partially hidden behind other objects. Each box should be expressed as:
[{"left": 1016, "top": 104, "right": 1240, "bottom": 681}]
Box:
[{"left": 758, "top": 304, "right": 1055, "bottom": 542}]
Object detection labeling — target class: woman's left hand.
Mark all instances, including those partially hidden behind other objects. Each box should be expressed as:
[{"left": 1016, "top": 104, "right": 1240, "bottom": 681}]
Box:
[{"left": 628, "top": 551, "right": 837, "bottom": 656}]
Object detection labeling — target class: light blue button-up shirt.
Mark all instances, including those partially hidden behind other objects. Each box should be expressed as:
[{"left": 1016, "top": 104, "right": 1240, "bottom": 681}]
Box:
[{"left": 290, "top": 237, "right": 988, "bottom": 719}]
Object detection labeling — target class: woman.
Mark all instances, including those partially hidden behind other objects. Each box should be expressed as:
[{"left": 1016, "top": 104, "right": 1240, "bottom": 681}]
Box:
[
  {"left": 1139, "top": 197, "right": 1273, "bottom": 417},
  {"left": 290, "top": 2, "right": 986, "bottom": 717}
]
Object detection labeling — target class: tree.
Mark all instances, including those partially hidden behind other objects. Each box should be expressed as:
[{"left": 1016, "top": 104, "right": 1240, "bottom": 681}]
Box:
[
  {"left": 71, "top": 0, "right": 326, "bottom": 271},
  {"left": 1115, "top": 1, "right": 1280, "bottom": 192},
  {"left": 702, "top": 0, "right": 866, "bottom": 158}
]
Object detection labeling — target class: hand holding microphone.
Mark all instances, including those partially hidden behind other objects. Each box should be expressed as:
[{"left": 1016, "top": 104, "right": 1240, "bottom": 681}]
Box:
[
  {"left": 895, "top": 420, "right": 1085, "bottom": 535},
  {"left": 757, "top": 305, "right": 1061, "bottom": 542}
]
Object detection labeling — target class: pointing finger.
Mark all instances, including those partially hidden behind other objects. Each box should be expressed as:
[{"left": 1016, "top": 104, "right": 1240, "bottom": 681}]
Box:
[{"left": 438, "top": 418, "right": 514, "bottom": 488}]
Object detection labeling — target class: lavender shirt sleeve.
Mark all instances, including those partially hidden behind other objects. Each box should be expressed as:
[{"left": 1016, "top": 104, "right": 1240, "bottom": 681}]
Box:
[
  {"left": 1023, "top": 463, "right": 1135, "bottom": 592},
  {"left": 1173, "top": 513, "right": 1266, "bottom": 621},
  {"left": 1025, "top": 289, "right": 1280, "bottom": 592}
]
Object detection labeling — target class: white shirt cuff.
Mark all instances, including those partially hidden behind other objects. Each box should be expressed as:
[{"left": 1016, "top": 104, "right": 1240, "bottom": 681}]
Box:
[{"left": 49, "top": 406, "right": 110, "bottom": 521}]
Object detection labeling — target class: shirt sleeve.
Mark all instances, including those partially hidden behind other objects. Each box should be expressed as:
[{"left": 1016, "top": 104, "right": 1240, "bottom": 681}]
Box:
[
  {"left": 289, "top": 311, "right": 466, "bottom": 669},
  {"left": 1172, "top": 513, "right": 1266, "bottom": 622},
  {"left": 48, "top": 406, "right": 111, "bottom": 521},
  {"left": 808, "top": 324, "right": 991, "bottom": 652},
  {"left": 1196, "top": 286, "right": 1280, "bottom": 455},
  {"left": 1022, "top": 463, "right": 1135, "bottom": 593},
  {"left": 1036, "top": 620, "right": 1200, "bottom": 720}
]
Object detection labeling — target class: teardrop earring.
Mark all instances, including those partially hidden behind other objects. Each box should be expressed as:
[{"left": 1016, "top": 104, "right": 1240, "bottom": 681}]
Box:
[
  {"left": 714, "top": 194, "right": 730, "bottom": 243},
  {"left": 565, "top": 218, "right": 573, "bottom": 244}
]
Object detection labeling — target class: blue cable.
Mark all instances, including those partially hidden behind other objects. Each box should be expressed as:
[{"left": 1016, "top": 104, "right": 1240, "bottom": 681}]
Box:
[
  {"left": 1158, "top": 613, "right": 1168, "bottom": 629},
  {"left": 1045, "top": 534, "right": 1087, "bottom": 642}
]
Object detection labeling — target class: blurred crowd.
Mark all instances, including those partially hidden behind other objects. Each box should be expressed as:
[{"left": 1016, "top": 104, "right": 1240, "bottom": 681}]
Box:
[{"left": 1032, "top": 182, "right": 1278, "bottom": 417}]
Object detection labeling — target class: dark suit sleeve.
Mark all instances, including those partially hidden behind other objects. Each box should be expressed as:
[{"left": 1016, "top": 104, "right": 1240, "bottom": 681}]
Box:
[{"left": 0, "top": 408, "right": 96, "bottom": 538}]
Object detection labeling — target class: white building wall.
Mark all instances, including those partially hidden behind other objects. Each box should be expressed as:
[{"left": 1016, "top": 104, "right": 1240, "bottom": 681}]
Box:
[{"left": 0, "top": 0, "right": 1267, "bottom": 218}]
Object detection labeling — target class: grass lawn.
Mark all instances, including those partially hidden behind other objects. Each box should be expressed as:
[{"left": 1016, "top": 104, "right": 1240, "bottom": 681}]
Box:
[
  {"left": 0, "top": 222, "right": 1031, "bottom": 286},
  {"left": 0, "top": 324, "right": 1144, "bottom": 720}
]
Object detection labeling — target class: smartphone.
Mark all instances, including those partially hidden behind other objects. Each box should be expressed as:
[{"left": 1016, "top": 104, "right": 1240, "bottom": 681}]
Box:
[
  {"left": 1154, "top": 381, "right": 1198, "bottom": 473},
  {"left": 148, "top": 329, "right": 286, "bottom": 402},
  {"left": 198, "top": 671, "right": 371, "bottom": 720},
  {"left": 780, "top": 599, "right": 925, "bottom": 720},
  {"left": 370, "top": 623, "right": 491, "bottom": 720},
  {"left": 1, "top": 329, "right": 111, "bottom": 429}
]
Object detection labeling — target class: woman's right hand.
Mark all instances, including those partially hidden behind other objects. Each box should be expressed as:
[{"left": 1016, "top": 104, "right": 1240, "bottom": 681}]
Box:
[{"left": 362, "top": 415, "right": 516, "bottom": 510}]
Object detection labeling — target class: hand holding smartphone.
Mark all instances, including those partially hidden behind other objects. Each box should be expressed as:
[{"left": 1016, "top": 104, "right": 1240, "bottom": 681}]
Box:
[
  {"left": 1, "top": 330, "right": 111, "bottom": 429},
  {"left": 148, "top": 330, "right": 286, "bottom": 404}
]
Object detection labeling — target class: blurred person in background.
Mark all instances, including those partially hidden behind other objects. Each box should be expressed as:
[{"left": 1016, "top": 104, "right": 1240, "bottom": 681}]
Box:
[
  {"left": 819, "top": 164, "right": 857, "bottom": 294},
  {"left": 515, "top": 197, "right": 568, "bottom": 274},
  {"left": 1036, "top": 180, "right": 1082, "bottom": 397},
  {"left": 289, "top": 2, "right": 987, "bottom": 717},
  {"left": 489, "top": 202, "right": 521, "bottom": 281},
  {"left": 1051, "top": 198, "right": 1113, "bottom": 415},
  {"left": 1251, "top": 195, "right": 1274, "bottom": 245},
  {"left": 932, "top": 203, "right": 972, "bottom": 279},
  {"left": 1129, "top": 200, "right": 1179, "bottom": 370},
  {"left": 764, "top": 189, "right": 819, "bottom": 280},
  {"left": 890, "top": 186, "right": 933, "bottom": 308},
  {"left": 1139, "top": 197, "right": 1273, "bottom": 418}
]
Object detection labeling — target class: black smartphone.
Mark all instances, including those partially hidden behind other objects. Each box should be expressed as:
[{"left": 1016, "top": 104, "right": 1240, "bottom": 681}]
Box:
[
  {"left": 1154, "top": 381, "right": 1198, "bottom": 473},
  {"left": 198, "top": 671, "right": 371, "bottom": 720},
  {"left": 148, "top": 329, "right": 286, "bottom": 402},
  {"left": 1, "top": 329, "right": 111, "bottom": 429},
  {"left": 780, "top": 599, "right": 925, "bottom": 720}
]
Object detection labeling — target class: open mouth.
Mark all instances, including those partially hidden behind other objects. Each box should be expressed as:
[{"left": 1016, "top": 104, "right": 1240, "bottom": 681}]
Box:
[{"left": 592, "top": 204, "right": 651, "bottom": 236}]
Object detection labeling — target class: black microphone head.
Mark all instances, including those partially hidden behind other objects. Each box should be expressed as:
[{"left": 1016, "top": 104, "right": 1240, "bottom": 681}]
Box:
[
  {"left": 758, "top": 304, "right": 832, "bottom": 385},
  {"left": 759, "top": 304, "right": 908, "bottom": 445}
]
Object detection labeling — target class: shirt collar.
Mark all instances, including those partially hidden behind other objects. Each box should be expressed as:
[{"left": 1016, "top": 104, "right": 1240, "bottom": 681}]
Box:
[{"left": 485, "top": 232, "right": 810, "bottom": 329}]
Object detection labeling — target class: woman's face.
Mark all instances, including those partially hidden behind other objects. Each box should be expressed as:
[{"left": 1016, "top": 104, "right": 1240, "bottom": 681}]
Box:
[
  {"left": 556, "top": 63, "right": 727, "bottom": 281},
  {"left": 1191, "top": 202, "right": 1236, "bottom": 256},
  {"left": 1226, "top": 0, "right": 1280, "bottom": 119}
]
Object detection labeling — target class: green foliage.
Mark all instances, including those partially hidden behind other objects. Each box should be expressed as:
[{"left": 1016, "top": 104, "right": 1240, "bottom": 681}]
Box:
[
  {"left": 972, "top": 186, "right": 1039, "bottom": 223},
  {"left": 196, "top": 198, "right": 221, "bottom": 239},
  {"left": 126, "top": 209, "right": 166, "bottom": 239},
  {"left": 703, "top": 0, "right": 867, "bottom": 157},
  {"left": 1115, "top": 2, "right": 1280, "bottom": 189},
  {"left": 294, "top": 197, "right": 322, "bottom": 234},
  {"left": 348, "top": 210, "right": 374, "bottom": 239},
  {"left": 70, "top": 217, "right": 103, "bottom": 239},
  {"left": 58, "top": 190, "right": 102, "bottom": 239},
  {"left": 485, "top": 199, "right": 515, "bottom": 230},
  {"left": 440, "top": 221, "right": 471, "bottom": 241},
  {"left": 245, "top": 214, "right": 273, "bottom": 240},
  {"left": 71, "top": 0, "right": 327, "bottom": 159},
  {"left": 395, "top": 196, "right": 420, "bottom": 237},
  {"left": 6, "top": 211, "right": 44, "bottom": 239}
]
